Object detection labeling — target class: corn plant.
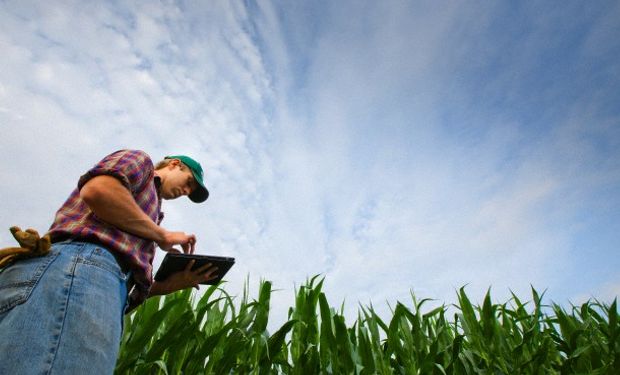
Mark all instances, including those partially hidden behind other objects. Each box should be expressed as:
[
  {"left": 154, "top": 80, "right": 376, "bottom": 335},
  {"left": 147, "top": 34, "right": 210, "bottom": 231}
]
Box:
[{"left": 115, "top": 277, "right": 619, "bottom": 374}]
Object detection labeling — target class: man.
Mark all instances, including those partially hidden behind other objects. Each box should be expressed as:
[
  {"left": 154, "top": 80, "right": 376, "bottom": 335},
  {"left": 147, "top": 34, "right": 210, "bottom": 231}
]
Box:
[{"left": 0, "top": 149, "right": 216, "bottom": 374}]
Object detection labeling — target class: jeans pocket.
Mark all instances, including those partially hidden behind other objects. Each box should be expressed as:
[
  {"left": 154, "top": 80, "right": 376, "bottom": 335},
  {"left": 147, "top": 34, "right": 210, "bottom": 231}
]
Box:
[
  {"left": 80, "top": 246, "right": 129, "bottom": 280},
  {"left": 0, "top": 251, "right": 60, "bottom": 314}
]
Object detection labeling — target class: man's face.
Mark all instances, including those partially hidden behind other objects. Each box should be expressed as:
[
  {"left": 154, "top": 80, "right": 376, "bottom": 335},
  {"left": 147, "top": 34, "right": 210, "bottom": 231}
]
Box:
[{"left": 160, "top": 161, "right": 198, "bottom": 200}]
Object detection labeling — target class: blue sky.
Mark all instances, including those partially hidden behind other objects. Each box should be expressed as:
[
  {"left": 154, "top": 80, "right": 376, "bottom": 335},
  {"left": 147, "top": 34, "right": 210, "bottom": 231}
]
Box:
[{"left": 1, "top": 0, "right": 619, "bottom": 327}]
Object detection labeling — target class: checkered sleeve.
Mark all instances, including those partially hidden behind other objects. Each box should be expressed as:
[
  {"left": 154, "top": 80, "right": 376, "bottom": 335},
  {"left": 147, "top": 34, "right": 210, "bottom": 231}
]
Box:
[{"left": 77, "top": 150, "right": 153, "bottom": 194}]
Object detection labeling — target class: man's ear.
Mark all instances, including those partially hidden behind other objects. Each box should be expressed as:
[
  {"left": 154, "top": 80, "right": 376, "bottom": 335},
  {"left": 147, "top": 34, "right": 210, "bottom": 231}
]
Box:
[{"left": 168, "top": 159, "right": 181, "bottom": 169}]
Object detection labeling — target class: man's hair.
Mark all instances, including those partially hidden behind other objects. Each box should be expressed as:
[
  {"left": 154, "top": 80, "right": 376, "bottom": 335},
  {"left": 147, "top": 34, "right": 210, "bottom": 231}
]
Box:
[{"left": 154, "top": 159, "right": 188, "bottom": 171}]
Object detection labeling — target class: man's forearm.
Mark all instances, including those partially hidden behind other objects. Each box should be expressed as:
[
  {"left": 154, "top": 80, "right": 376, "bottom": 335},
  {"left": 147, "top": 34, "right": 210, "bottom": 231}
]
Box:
[{"left": 80, "top": 175, "right": 165, "bottom": 243}]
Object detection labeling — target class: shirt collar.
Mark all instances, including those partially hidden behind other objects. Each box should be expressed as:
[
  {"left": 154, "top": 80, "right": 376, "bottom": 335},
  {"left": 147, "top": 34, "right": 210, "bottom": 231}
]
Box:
[{"left": 154, "top": 175, "right": 162, "bottom": 198}]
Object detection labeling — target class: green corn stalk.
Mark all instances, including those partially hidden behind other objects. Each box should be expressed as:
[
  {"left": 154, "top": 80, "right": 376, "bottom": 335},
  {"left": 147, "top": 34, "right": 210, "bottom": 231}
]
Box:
[{"left": 115, "top": 277, "right": 618, "bottom": 374}]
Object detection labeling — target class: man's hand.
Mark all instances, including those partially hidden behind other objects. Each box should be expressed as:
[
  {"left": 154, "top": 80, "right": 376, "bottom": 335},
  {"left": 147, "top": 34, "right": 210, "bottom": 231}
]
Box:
[
  {"left": 149, "top": 260, "right": 219, "bottom": 296},
  {"left": 157, "top": 231, "right": 196, "bottom": 254}
]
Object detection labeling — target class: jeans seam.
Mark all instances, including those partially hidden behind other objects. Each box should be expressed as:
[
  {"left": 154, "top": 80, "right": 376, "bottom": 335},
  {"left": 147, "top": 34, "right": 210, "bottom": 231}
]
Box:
[{"left": 45, "top": 251, "right": 79, "bottom": 375}]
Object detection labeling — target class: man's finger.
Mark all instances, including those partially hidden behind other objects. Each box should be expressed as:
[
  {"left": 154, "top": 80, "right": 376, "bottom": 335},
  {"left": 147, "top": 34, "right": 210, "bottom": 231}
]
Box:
[
  {"left": 202, "top": 267, "right": 219, "bottom": 280},
  {"left": 181, "top": 242, "right": 191, "bottom": 254},
  {"left": 184, "top": 259, "right": 196, "bottom": 271},
  {"left": 195, "top": 262, "right": 216, "bottom": 273},
  {"left": 203, "top": 271, "right": 218, "bottom": 282},
  {"left": 188, "top": 236, "right": 196, "bottom": 255}
]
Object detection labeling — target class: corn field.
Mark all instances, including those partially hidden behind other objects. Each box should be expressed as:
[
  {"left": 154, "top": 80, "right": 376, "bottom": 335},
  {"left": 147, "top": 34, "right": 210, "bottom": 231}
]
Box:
[{"left": 115, "top": 276, "right": 619, "bottom": 374}]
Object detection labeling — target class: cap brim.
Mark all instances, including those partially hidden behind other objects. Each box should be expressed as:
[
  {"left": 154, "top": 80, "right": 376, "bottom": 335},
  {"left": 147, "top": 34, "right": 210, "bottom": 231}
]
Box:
[{"left": 189, "top": 185, "right": 209, "bottom": 203}]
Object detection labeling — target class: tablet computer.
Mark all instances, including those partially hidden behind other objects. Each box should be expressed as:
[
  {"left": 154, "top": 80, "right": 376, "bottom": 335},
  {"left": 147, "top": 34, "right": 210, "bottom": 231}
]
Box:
[{"left": 154, "top": 253, "right": 235, "bottom": 285}]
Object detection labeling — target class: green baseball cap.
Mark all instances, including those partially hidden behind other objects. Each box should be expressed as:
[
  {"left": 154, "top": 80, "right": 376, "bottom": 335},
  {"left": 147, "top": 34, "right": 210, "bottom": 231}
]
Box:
[{"left": 165, "top": 155, "right": 209, "bottom": 203}]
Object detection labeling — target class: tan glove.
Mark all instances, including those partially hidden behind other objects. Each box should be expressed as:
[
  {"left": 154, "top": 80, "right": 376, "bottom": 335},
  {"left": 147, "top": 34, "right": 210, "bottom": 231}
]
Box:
[{"left": 0, "top": 226, "right": 51, "bottom": 269}]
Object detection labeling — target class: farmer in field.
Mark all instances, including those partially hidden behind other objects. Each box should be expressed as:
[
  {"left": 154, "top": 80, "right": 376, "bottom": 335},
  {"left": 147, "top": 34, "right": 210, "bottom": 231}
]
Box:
[{"left": 0, "top": 149, "right": 218, "bottom": 374}]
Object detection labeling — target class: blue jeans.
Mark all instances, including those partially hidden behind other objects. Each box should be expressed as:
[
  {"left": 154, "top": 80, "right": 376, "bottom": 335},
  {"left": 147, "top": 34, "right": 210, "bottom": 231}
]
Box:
[{"left": 0, "top": 241, "right": 130, "bottom": 374}]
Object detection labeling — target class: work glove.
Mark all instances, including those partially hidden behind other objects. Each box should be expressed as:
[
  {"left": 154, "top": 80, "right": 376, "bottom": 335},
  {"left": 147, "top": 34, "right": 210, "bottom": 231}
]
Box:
[{"left": 0, "top": 226, "right": 51, "bottom": 269}]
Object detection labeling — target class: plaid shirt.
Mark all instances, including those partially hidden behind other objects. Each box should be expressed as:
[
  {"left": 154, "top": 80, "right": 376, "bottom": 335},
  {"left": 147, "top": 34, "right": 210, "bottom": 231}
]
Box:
[{"left": 48, "top": 149, "right": 163, "bottom": 309}]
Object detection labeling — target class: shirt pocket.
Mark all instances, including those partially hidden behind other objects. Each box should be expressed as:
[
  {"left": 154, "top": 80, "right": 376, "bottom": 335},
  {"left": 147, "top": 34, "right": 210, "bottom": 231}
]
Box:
[{"left": 0, "top": 251, "right": 60, "bottom": 314}]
